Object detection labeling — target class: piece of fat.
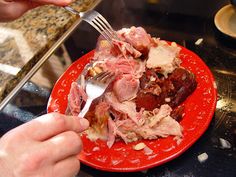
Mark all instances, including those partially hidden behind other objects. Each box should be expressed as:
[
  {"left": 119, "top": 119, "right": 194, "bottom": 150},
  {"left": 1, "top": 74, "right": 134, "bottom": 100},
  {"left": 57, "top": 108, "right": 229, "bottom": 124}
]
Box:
[
  {"left": 195, "top": 38, "right": 203, "bottom": 45},
  {"left": 146, "top": 44, "right": 180, "bottom": 77},
  {"left": 100, "top": 40, "right": 110, "bottom": 48},
  {"left": 219, "top": 138, "right": 231, "bottom": 149},
  {"left": 197, "top": 152, "right": 208, "bottom": 163},
  {"left": 146, "top": 46, "right": 176, "bottom": 69},
  {"left": 133, "top": 142, "right": 146, "bottom": 150}
]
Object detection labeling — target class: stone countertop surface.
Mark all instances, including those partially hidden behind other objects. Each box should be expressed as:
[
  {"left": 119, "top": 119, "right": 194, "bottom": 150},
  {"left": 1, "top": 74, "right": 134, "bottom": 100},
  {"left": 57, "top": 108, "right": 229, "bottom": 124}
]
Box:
[{"left": 0, "top": 0, "right": 100, "bottom": 102}]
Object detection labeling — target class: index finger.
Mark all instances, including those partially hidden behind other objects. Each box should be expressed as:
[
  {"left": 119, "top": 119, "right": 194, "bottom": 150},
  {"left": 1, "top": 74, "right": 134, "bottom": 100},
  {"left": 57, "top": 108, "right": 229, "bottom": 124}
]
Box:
[{"left": 18, "top": 113, "right": 89, "bottom": 141}]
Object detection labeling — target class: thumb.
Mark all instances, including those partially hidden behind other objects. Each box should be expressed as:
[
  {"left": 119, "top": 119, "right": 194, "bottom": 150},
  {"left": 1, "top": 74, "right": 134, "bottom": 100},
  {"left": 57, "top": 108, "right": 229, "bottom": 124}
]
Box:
[{"left": 76, "top": 117, "right": 90, "bottom": 132}]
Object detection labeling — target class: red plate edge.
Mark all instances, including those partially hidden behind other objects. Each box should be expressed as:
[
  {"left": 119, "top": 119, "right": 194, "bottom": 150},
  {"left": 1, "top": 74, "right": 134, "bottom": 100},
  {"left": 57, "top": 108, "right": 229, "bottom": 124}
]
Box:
[{"left": 47, "top": 45, "right": 217, "bottom": 172}]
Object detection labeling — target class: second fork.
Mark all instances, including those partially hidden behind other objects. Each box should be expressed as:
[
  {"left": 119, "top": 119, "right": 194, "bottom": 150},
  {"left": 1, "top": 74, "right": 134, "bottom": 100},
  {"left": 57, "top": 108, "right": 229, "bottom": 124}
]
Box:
[{"left": 64, "top": 7, "right": 118, "bottom": 43}]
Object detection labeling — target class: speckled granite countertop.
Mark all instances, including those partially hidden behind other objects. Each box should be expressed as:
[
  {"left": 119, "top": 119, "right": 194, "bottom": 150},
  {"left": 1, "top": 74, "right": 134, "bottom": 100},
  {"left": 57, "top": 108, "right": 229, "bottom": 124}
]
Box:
[{"left": 0, "top": 0, "right": 100, "bottom": 103}]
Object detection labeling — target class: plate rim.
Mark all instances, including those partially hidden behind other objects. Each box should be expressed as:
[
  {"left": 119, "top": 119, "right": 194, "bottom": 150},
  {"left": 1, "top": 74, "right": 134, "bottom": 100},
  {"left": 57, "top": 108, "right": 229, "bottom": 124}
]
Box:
[{"left": 47, "top": 45, "right": 217, "bottom": 172}]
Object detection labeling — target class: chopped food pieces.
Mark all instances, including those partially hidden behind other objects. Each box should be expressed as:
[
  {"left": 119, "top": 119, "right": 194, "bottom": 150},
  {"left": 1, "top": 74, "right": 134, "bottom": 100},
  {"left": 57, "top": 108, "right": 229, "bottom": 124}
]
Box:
[
  {"left": 197, "top": 152, "right": 208, "bottom": 163},
  {"left": 66, "top": 26, "right": 197, "bottom": 148},
  {"left": 133, "top": 142, "right": 146, "bottom": 150},
  {"left": 195, "top": 38, "right": 203, "bottom": 45},
  {"left": 118, "top": 26, "right": 152, "bottom": 54},
  {"left": 146, "top": 41, "right": 181, "bottom": 77},
  {"left": 219, "top": 138, "right": 231, "bottom": 149},
  {"left": 67, "top": 82, "right": 87, "bottom": 116},
  {"left": 144, "top": 146, "right": 153, "bottom": 155},
  {"left": 136, "top": 68, "right": 197, "bottom": 110}
]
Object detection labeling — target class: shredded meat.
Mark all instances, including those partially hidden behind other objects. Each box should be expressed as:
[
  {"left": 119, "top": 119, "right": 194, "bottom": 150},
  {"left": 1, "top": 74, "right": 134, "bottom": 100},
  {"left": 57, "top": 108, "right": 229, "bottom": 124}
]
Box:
[{"left": 66, "top": 26, "right": 197, "bottom": 148}]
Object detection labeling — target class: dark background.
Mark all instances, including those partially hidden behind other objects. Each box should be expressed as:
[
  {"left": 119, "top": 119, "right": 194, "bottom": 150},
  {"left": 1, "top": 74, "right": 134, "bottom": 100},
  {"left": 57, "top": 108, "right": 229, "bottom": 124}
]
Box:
[{"left": 0, "top": 0, "right": 235, "bottom": 177}]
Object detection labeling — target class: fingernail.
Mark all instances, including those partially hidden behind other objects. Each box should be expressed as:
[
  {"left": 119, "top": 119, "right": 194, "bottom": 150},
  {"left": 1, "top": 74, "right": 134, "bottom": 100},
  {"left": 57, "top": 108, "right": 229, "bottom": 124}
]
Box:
[{"left": 79, "top": 118, "right": 89, "bottom": 130}]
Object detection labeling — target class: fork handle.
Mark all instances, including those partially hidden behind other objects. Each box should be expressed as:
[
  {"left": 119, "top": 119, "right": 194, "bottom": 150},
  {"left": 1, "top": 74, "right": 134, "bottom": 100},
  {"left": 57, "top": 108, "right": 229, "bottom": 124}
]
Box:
[
  {"left": 78, "top": 98, "right": 93, "bottom": 118},
  {"left": 64, "top": 6, "right": 80, "bottom": 16}
]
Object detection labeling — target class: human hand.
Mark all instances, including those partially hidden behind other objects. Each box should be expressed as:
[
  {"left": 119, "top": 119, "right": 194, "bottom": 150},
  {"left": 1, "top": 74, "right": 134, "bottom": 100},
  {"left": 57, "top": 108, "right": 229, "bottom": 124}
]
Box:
[
  {"left": 0, "top": 113, "right": 89, "bottom": 177},
  {"left": 0, "top": 0, "right": 74, "bottom": 22}
]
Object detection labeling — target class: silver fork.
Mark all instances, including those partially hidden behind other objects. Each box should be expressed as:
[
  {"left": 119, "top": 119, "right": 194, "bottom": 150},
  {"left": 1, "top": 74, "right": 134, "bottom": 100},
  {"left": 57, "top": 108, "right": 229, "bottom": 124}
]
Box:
[
  {"left": 78, "top": 71, "right": 115, "bottom": 118},
  {"left": 64, "top": 6, "right": 118, "bottom": 43}
]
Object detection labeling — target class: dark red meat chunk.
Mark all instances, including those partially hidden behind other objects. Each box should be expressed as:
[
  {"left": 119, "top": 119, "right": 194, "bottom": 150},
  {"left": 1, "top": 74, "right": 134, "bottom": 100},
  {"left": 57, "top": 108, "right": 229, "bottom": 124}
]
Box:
[{"left": 135, "top": 68, "right": 197, "bottom": 111}]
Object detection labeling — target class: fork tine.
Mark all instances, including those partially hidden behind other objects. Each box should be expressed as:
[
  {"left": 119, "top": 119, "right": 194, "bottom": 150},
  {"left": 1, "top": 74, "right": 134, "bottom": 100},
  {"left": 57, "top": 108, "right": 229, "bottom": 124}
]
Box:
[
  {"left": 92, "top": 71, "right": 115, "bottom": 83},
  {"left": 99, "top": 72, "right": 112, "bottom": 81},
  {"left": 92, "top": 11, "right": 117, "bottom": 41},
  {"left": 96, "top": 15, "right": 119, "bottom": 39},
  {"left": 91, "top": 10, "right": 114, "bottom": 31},
  {"left": 96, "top": 12, "right": 113, "bottom": 29},
  {"left": 92, "top": 71, "right": 108, "bottom": 80},
  {"left": 64, "top": 7, "right": 118, "bottom": 43},
  {"left": 100, "top": 72, "right": 115, "bottom": 84},
  {"left": 92, "top": 17, "right": 116, "bottom": 41},
  {"left": 95, "top": 15, "right": 119, "bottom": 39},
  {"left": 91, "top": 19, "right": 114, "bottom": 40},
  {"left": 86, "top": 21, "right": 112, "bottom": 42},
  {"left": 97, "top": 72, "right": 111, "bottom": 81}
]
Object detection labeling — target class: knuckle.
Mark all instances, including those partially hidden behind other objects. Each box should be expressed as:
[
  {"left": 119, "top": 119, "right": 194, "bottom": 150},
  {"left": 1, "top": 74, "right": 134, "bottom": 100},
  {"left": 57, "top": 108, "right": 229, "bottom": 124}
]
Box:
[
  {"left": 50, "top": 113, "right": 68, "bottom": 129},
  {"left": 48, "top": 112, "right": 63, "bottom": 119}
]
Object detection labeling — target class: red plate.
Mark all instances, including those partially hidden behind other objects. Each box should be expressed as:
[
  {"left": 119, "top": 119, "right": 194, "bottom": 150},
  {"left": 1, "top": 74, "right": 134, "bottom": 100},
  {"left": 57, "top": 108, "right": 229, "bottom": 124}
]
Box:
[{"left": 47, "top": 45, "right": 217, "bottom": 172}]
